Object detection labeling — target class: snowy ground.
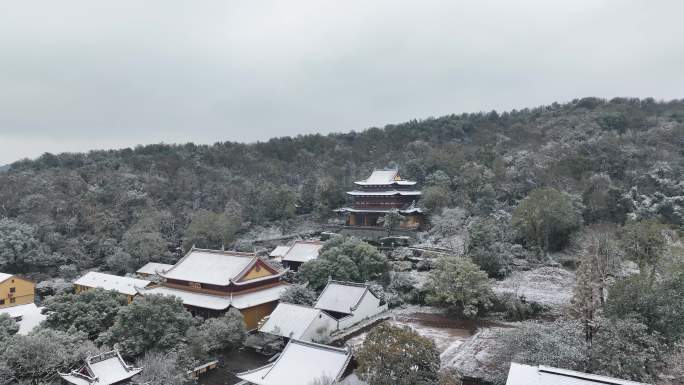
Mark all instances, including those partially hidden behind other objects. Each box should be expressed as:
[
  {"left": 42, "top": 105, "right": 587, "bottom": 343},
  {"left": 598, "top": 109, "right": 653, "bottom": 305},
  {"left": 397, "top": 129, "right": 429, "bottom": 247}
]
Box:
[
  {"left": 443, "top": 327, "right": 507, "bottom": 381},
  {"left": 444, "top": 266, "right": 577, "bottom": 380},
  {"left": 346, "top": 305, "right": 509, "bottom": 366},
  {"left": 0, "top": 303, "right": 46, "bottom": 335},
  {"left": 344, "top": 267, "right": 576, "bottom": 379},
  {"left": 493, "top": 266, "right": 575, "bottom": 308}
]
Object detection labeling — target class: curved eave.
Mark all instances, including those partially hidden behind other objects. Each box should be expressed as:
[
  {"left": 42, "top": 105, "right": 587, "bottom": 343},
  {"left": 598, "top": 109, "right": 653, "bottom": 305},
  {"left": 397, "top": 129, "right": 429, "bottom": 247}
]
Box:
[
  {"left": 346, "top": 191, "right": 422, "bottom": 197},
  {"left": 334, "top": 207, "right": 424, "bottom": 214},
  {"left": 353, "top": 181, "right": 417, "bottom": 186}
]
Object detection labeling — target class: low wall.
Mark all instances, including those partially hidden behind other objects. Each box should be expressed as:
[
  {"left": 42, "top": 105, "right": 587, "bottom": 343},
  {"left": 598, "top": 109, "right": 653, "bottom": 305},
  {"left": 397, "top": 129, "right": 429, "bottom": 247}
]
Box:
[{"left": 338, "top": 227, "right": 418, "bottom": 242}]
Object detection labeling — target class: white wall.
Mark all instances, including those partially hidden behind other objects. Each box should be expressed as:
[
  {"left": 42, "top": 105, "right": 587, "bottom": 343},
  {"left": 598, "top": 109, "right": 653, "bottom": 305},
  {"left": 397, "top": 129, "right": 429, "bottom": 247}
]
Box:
[{"left": 301, "top": 311, "right": 338, "bottom": 342}]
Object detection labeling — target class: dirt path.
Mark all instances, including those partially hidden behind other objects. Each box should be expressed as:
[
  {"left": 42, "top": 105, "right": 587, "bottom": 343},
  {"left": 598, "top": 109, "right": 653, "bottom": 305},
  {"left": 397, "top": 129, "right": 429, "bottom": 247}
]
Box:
[{"left": 346, "top": 309, "right": 510, "bottom": 364}]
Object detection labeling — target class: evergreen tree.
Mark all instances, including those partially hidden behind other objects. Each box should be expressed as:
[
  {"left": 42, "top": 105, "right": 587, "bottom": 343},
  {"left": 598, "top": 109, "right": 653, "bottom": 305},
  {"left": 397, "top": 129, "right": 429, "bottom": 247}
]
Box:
[
  {"left": 357, "top": 324, "right": 440, "bottom": 385},
  {"left": 424, "top": 255, "right": 494, "bottom": 318},
  {"left": 511, "top": 187, "right": 582, "bottom": 256},
  {"left": 97, "top": 294, "right": 194, "bottom": 356}
]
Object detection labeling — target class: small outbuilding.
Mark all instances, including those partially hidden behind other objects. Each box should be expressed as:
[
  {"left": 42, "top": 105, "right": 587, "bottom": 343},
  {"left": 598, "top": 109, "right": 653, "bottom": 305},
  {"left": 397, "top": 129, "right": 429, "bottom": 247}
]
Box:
[
  {"left": 268, "top": 245, "right": 291, "bottom": 262},
  {"left": 59, "top": 350, "right": 142, "bottom": 385},
  {"left": 73, "top": 272, "right": 151, "bottom": 303},
  {"left": 237, "top": 339, "right": 353, "bottom": 385},
  {"left": 314, "top": 280, "right": 387, "bottom": 329},
  {"left": 506, "top": 363, "right": 651, "bottom": 385},
  {"left": 280, "top": 240, "right": 324, "bottom": 271},
  {"left": 135, "top": 262, "right": 173, "bottom": 278}
]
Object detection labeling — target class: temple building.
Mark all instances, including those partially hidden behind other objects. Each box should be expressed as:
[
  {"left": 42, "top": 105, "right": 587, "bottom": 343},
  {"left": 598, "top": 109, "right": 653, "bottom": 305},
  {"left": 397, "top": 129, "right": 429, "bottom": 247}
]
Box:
[
  {"left": 59, "top": 350, "right": 142, "bottom": 385},
  {"left": 314, "top": 280, "right": 387, "bottom": 329},
  {"left": 258, "top": 280, "right": 388, "bottom": 342},
  {"left": 138, "top": 247, "right": 289, "bottom": 330},
  {"left": 336, "top": 168, "right": 424, "bottom": 229}
]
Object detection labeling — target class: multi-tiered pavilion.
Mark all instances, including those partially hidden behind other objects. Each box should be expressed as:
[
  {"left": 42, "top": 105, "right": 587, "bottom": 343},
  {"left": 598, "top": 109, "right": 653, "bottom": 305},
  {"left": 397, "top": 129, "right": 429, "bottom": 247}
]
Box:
[{"left": 336, "top": 168, "right": 424, "bottom": 229}]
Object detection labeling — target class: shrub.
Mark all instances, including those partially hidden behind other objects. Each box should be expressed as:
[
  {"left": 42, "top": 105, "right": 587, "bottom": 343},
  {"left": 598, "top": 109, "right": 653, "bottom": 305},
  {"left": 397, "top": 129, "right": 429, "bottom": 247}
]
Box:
[
  {"left": 357, "top": 324, "right": 440, "bottom": 385},
  {"left": 424, "top": 256, "right": 494, "bottom": 318}
]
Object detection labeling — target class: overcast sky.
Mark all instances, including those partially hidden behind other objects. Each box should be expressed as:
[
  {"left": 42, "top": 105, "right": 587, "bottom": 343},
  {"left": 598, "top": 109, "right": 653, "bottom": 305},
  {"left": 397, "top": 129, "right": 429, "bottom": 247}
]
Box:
[{"left": 1, "top": 1, "right": 683, "bottom": 164}]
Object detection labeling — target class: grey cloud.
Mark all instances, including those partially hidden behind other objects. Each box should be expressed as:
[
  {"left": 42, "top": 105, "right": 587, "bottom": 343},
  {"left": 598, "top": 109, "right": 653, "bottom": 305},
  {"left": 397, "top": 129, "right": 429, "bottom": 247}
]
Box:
[{"left": 1, "top": 0, "right": 683, "bottom": 163}]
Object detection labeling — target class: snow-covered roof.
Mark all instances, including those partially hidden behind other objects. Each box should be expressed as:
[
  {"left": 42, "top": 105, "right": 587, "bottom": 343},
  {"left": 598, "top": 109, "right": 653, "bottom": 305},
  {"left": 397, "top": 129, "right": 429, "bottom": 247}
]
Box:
[
  {"left": 59, "top": 350, "right": 142, "bottom": 385},
  {"left": 138, "top": 286, "right": 232, "bottom": 310},
  {"left": 0, "top": 303, "right": 46, "bottom": 335},
  {"left": 269, "top": 245, "right": 291, "bottom": 258},
  {"left": 237, "top": 340, "right": 352, "bottom": 385},
  {"left": 401, "top": 206, "right": 424, "bottom": 214},
  {"left": 136, "top": 262, "right": 174, "bottom": 276},
  {"left": 74, "top": 272, "right": 150, "bottom": 296},
  {"left": 0, "top": 272, "right": 13, "bottom": 283},
  {"left": 231, "top": 284, "right": 290, "bottom": 309},
  {"left": 362, "top": 169, "right": 398, "bottom": 184},
  {"left": 314, "top": 281, "right": 378, "bottom": 315},
  {"left": 282, "top": 241, "right": 323, "bottom": 263},
  {"left": 259, "top": 303, "right": 331, "bottom": 339},
  {"left": 335, "top": 206, "right": 424, "bottom": 214},
  {"left": 138, "top": 284, "right": 289, "bottom": 311},
  {"left": 506, "top": 363, "right": 651, "bottom": 385},
  {"left": 346, "top": 190, "right": 422, "bottom": 196},
  {"left": 339, "top": 373, "right": 369, "bottom": 385},
  {"left": 353, "top": 169, "right": 417, "bottom": 186},
  {"left": 162, "top": 248, "right": 282, "bottom": 286}
]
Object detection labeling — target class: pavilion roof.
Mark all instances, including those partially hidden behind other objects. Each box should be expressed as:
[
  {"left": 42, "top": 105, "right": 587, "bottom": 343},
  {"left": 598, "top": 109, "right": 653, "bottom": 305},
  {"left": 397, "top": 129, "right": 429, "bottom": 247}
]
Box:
[
  {"left": 314, "top": 280, "right": 379, "bottom": 315},
  {"left": 161, "top": 247, "right": 283, "bottom": 286},
  {"left": 137, "top": 285, "right": 232, "bottom": 310},
  {"left": 346, "top": 190, "right": 421, "bottom": 196},
  {"left": 281, "top": 240, "right": 324, "bottom": 263},
  {"left": 259, "top": 302, "right": 333, "bottom": 339},
  {"left": 137, "top": 283, "right": 289, "bottom": 310},
  {"left": 59, "top": 350, "right": 142, "bottom": 385},
  {"left": 237, "top": 340, "right": 352, "bottom": 385},
  {"left": 353, "top": 169, "right": 416, "bottom": 186},
  {"left": 269, "top": 245, "right": 291, "bottom": 258},
  {"left": 136, "top": 262, "right": 174, "bottom": 276},
  {"left": 506, "top": 363, "right": 651, "bottom": 385},
  {"left": 334, "top": 206, "right": 424, "bottom": 214}
]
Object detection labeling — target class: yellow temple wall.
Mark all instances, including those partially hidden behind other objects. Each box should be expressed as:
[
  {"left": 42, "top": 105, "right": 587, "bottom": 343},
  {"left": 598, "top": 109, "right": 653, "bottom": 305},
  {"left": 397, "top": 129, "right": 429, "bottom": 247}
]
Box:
[
  {"left": 240, "top": 301, "right": 278, "bottom": 330},
  {"left": 0, "top": 275, "right": 35, "bottom": 309}
]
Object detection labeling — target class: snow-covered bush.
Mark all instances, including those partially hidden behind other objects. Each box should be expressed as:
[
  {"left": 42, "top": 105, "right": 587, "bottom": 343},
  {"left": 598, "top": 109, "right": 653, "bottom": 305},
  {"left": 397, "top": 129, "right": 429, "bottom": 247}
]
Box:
[{"left": 494, "top": 292, "right": 547, "bottom": 321}]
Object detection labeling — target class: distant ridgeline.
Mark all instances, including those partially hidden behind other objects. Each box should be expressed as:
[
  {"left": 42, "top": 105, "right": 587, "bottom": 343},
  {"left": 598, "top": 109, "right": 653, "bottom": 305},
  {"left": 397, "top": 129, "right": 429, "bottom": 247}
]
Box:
[{"left": 1, "top": 97, "right": 683, "bottom": 275}]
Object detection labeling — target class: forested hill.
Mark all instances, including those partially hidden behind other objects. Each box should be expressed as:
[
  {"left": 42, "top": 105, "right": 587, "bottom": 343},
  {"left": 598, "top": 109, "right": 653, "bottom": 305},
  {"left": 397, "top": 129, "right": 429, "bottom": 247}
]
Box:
[{"left": 1, "top": 97, "right": 683, "bottom": 278}]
